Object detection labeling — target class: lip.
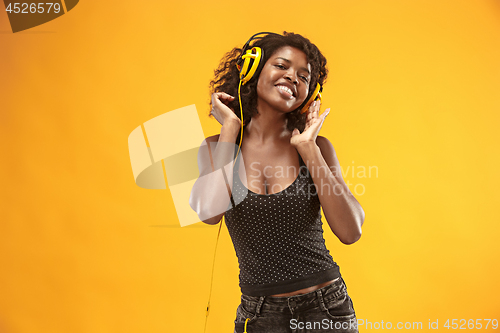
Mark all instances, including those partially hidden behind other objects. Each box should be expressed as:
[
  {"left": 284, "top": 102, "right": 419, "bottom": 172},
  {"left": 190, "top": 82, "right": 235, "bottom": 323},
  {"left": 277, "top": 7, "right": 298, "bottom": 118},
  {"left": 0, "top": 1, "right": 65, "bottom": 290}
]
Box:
[{"left": 275, "top": 81, "right": 297, "bottom": 98}]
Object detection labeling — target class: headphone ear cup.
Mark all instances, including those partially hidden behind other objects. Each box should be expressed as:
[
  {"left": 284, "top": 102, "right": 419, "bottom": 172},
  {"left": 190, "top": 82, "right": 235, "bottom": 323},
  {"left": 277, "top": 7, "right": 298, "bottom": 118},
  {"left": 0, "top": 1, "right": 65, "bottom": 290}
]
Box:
[
  {"left": 252, "top": 48, "right": 265, "bottom": 80},
  {"left": 238, "top": 47, "right": 264, "bottom": 85},
  {"left": 300, "top": 83, "right": 323, "bottom": 114}
]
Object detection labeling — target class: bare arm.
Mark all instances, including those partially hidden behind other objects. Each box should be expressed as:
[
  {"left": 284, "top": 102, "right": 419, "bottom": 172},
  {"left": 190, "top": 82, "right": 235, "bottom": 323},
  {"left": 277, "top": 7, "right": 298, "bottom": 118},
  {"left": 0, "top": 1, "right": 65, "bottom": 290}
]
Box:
[
  {"left": 290, "top": 101, "right": 364, "bottom": 244},
  {"left": 189, "top": 93, "right": 242, "bottom": 224},
  {"left": 296, "top": 137, "right": 365, "bottom": 244}
]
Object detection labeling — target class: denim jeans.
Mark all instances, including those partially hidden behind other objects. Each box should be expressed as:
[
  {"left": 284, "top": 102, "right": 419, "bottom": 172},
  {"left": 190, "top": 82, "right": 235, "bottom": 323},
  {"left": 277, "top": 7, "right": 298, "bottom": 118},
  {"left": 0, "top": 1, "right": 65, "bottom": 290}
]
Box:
[{"left": 234, "top": 278, "right": 358, "bottom": 333}]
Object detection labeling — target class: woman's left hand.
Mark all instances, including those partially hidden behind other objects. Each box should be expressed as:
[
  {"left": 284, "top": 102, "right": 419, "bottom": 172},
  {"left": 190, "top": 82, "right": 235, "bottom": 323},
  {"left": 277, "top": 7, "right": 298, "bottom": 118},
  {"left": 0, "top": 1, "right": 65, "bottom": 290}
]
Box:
[{"left": 290, "top": 101, "right": 330, "bottom": 148}]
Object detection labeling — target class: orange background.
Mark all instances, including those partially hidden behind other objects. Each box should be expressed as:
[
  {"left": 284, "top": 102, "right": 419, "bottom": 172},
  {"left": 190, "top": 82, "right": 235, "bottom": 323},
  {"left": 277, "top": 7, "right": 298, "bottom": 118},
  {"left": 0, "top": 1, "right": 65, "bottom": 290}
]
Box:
[{"left": 1, "top": 0, "right": 499, "bottom": 332}]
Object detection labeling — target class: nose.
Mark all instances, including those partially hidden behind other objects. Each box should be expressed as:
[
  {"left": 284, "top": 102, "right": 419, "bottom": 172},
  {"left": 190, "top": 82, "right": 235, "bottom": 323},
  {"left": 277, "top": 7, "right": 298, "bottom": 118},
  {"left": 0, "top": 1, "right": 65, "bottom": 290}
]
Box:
[{"left": 283, "top": 71, "right": 298, "bottom": 84}]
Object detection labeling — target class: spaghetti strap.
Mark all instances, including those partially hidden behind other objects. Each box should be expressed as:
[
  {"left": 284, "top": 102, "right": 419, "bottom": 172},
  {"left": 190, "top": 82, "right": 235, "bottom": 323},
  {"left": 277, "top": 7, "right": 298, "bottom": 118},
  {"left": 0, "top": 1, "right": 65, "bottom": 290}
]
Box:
[
  {"left": 298, "top": 153, "right": 304, "bottom": 165},
  {"left": 297, "top": 153, "right": 310, "bottom": 177},
  {"left": 229, "top": 146, "right": 243, "bottom": 210}
]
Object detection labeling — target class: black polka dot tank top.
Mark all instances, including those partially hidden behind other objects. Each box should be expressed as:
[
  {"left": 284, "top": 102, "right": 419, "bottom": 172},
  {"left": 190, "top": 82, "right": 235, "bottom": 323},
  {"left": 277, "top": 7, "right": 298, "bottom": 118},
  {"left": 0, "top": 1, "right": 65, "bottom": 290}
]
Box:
[{"left": 224, "top": 152, "right": 340, "bottom": 296}]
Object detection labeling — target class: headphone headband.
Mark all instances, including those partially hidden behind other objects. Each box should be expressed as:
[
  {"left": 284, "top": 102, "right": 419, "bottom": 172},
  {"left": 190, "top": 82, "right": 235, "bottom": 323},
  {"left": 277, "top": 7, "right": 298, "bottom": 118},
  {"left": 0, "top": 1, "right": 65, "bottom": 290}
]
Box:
[
  {"left": 236, "top": 32, "right": 281, "bottom": 77},
  {"left": 241, "top": 32, "right": 281, "bottom": 49}
]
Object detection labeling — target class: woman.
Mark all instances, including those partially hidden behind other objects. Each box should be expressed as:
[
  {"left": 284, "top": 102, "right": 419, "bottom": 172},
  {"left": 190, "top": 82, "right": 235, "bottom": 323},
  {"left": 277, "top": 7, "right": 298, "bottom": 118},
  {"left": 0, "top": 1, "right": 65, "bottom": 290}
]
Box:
[{"left": 190, "top": 32, "right": 364, "bottom": 333}]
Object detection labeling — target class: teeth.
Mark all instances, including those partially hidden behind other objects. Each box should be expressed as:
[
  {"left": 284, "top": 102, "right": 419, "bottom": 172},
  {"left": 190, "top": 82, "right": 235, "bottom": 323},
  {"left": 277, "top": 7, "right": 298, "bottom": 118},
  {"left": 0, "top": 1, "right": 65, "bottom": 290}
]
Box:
[{"left": 277, "top": 85, "right": 293, "bottom": 97}]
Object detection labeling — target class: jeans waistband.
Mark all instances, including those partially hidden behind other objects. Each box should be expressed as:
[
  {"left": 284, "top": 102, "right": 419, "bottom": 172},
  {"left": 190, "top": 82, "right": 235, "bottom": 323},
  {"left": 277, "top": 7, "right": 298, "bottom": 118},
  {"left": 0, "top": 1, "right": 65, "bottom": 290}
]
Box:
[{"left": 240, "top": 277, "right": 347, "bottom": 315}]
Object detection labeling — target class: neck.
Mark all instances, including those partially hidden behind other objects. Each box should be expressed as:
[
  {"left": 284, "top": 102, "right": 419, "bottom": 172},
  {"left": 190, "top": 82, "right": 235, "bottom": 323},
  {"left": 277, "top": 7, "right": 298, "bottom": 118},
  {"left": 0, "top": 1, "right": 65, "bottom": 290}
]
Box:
[{"left": 245, "top": 101, "right": 292, "bottom": 143}]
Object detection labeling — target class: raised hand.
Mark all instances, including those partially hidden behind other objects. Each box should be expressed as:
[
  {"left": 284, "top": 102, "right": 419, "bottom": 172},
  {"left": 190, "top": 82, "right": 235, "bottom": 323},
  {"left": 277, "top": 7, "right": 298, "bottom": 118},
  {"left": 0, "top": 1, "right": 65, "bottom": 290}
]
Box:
[
  {"left": 290, "top": 100, "right": 330, "bottom": 147},
  {"left": 210, "top": 92, "right": 240, "bottom": 126}
]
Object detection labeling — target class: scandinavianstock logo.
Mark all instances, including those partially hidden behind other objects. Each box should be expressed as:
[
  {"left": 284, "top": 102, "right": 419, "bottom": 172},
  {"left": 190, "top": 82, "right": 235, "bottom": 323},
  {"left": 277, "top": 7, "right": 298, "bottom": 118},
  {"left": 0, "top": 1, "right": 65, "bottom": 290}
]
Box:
[{"left": 2, "top": 0, "right": 78, "bottom": 33}]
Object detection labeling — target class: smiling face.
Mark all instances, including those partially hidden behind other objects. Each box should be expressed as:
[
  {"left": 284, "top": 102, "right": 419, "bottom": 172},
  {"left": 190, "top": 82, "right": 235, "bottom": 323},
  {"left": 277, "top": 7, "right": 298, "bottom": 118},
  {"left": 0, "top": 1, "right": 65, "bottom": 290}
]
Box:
[{"left": 256, "top": 46, "right": 312, "bottom": 114}]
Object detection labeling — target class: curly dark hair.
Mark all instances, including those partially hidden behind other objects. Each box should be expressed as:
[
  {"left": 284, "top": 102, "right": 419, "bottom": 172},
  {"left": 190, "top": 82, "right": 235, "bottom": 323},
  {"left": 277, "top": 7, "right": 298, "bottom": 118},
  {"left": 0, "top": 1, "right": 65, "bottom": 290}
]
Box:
[{"left": 209, "top": 32, "right": 328, "bottom": 133}]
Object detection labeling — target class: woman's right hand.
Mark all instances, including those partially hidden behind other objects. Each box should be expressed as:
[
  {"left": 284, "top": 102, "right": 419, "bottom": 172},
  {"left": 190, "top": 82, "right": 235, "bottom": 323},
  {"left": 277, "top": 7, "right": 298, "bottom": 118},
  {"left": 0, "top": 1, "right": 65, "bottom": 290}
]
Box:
[{"left": 210, "top": 92, "right": 240, "bottom": 126}]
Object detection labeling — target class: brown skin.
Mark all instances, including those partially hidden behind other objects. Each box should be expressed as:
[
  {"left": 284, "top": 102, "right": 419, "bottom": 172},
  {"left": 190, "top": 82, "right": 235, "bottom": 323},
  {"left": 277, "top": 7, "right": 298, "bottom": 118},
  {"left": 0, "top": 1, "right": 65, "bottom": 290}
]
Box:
[{"left": 190, "top": 46, "right": 365, "bottom": 296}]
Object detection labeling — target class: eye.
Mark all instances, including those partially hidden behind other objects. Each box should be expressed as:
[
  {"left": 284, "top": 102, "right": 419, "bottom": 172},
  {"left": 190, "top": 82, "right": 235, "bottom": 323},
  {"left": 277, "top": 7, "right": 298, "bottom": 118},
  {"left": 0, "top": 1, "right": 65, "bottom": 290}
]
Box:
[
  {"left": 275, "top": 64, "right": 286, "bottom": 70},
  {"left": 300, "top": 76, "right": 309, "bottom": 83}
]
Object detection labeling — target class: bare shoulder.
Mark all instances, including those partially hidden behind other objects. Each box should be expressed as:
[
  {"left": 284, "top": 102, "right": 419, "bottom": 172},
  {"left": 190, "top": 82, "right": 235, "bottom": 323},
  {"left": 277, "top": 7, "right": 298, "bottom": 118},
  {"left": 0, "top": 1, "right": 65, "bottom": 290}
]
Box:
[
  {"left": 200, "top": 134, "right": 220, "bottom": 152},
  {"left": 205, "top": 134, "right": 220, "bottom": 144},
  {"left": 197, "top": 134, "right": 220, "bottom": 148},
  {"left": 315, "top": 136, "right": 337, "bottom": 155},
  {"left": 196, "top": 134, "right": 220, "bottom": 176},
  {"left": 315, "top": 136, "right": 341, "bottom": 168}
]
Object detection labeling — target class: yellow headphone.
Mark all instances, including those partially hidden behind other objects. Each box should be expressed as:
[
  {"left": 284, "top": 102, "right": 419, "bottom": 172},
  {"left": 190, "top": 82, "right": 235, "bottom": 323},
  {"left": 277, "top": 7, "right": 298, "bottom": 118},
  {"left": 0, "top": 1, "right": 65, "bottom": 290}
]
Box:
[
  {"left": 301, "top": 82, "right": 322, "bottom": 114},
  {"left": 236, "top": 32, "right": 323, "bottom": 115},
  {"left": 237, "top": 46, "right": 263, "bottom": 85}
]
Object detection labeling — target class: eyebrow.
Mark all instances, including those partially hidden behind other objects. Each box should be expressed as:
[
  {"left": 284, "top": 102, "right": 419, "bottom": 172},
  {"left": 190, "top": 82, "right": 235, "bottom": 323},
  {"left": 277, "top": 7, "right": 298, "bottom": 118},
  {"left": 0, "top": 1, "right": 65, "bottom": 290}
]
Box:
[{"left": 276, "top": 57, "right": 311, "bottom": 75}]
